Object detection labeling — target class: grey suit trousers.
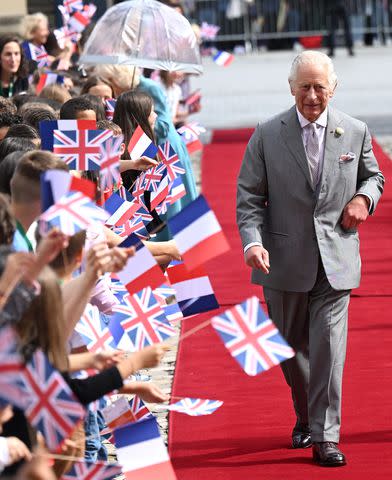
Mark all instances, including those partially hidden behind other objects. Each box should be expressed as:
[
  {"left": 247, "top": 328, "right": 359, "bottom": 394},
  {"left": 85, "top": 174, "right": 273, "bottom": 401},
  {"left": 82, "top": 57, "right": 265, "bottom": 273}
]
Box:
[{"left": 264, "top": 258, "right": 350, "bottom": 443}]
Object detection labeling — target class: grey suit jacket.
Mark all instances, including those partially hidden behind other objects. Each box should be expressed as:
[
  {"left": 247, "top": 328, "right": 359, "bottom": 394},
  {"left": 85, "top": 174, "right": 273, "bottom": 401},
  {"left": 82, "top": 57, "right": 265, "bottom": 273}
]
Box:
[{"left": 236, "top": 106, "right": 384, "bottom": 292}]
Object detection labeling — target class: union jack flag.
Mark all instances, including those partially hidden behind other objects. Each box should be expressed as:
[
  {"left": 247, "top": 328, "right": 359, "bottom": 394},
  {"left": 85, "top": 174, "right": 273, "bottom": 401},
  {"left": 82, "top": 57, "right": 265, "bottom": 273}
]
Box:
[
  {"left": 61, "top": 0, "right": 83, "bottom": 14},
  {"left": 99, "top": 134, "right": 123, "bottom": 190},
  {"left": 101, "top": 396, "right": 151, "bottom": 436},
  {"left": 112, "top": 217, "right": 149, "bottom": 240},
  {"left": 105, "top": 99, "right": 116, "bottom": 121},
  {"left": 166, "top": 398, "right": 223, "bottom": 416},
  {"left": 22, "top": 349, "right": 85, "bottom": 451},
  {"left": 166, "top": 176, "right": 186, "bottom": 206},
  {"left": 158, "top": 142, "right": 185, "bottom": 182},
  {"left": 75, "top": 304, "right": 117, "bottom": 353},
  {"left": 131, "top": 174, "right": 148, "bottom": 210},
  {"left": 53, "top": 129, "right": 112, "bottom": 171},
  {"left": 0, "top": 327, "right": 26, "bottom": 409},
  {"left": 62, "top": 460, "right": 122, "bottom": 480},
  {"left": 142, "top": 165, "right": 164, "bottom": 192},
  {"left": 211, "top": 297, "right": 295, "bottom": 376},
  {"left": 149, "top": 166, "right": 170, "bottom": 211},
  {"left": 200, "top": 22, "right": 220, "bottom": 40},
  {"left": 39, "top": 191, "right": 109, "bottom": 236},
  {"left": 152, "top": 283, "right": 183, "bottom": 323},
  {"left": 128, "top": 395, "right": 152, "bottom": 422},
  {"left": 177, "top": 123, "right": 205, "bottom": 154},
  {"left": 111, "top": 287, "right": 175, "bottom": 350},
  {"left": 22, "top": 41, "right": 49, "bottom": 68},
  {"left": 177, "top": 122, "right": 206, "bottom": 142}
]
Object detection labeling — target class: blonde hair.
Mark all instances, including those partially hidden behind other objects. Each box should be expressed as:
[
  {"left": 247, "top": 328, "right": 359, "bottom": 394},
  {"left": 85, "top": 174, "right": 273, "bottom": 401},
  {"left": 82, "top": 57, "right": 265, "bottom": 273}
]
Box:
[
  {"left": 16, "top": 266, "right": 69, "bottom": 371},
  {"left": 20, "top": 12, "right": 48, "bottom": 41},
  {"left": 288, "top": 50, "right": 337, "bottom": 89},
  {"left": 39, "top": 83, "right": 72, "bottom": 105},
  {"left": 94, "top": 65, "right": 140, "bottom": 96}
]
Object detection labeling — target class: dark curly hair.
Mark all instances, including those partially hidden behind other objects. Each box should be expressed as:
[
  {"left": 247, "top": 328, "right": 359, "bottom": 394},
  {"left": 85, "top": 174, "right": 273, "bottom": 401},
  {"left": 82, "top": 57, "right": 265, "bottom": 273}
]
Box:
[
  {"left": 0, "top": 35, "right": 29, "bottom": 80},
  {"left": 0, "top": 193, "right": 16, "bottom": 245}
]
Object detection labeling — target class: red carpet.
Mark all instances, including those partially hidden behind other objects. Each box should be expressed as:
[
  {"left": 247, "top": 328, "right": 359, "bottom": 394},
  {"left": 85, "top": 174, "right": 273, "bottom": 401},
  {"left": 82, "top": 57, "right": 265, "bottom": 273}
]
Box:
[{"left": 169, "top": 130, "right": 392, "bottom": 479}]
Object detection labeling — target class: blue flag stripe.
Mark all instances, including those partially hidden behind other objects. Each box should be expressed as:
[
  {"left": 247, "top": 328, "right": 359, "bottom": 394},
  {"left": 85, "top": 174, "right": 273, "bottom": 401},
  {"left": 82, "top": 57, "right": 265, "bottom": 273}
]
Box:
[{"left": 114, "top": 417, "right": 160, "bottom": 447}]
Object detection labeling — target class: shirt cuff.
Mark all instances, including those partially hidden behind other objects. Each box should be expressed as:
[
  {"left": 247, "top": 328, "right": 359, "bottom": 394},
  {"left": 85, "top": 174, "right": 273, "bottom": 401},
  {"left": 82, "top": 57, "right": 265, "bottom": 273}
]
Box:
[{"left": 244, "top": 242, "right": 263, "bottom": 254}]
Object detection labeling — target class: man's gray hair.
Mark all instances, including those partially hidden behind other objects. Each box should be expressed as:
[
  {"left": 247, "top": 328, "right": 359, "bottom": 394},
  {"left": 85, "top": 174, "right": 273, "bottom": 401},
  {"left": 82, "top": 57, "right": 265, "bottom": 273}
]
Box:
[{"left": 288, "top": 51, "right": 337, "bottom": 88}]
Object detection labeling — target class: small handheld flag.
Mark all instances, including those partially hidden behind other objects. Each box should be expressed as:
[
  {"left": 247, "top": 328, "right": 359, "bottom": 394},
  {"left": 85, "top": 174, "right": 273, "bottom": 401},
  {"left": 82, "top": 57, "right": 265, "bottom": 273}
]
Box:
[
  {"left": 116, "top": 234, "right": 166, "bottom": 295},
  {"left": 213, "top": 51, "right": 234, "bottom": 67},
  {"left": 211, "top": 297, "right": 295, "bottom": 376},
  {"left": 36, "top": 72, "right": 64, "bottom": 94},
  {"left": 168, "top": 195, "right": 230, "bottom": 271},
  {"left": 39, "top": 119, "right": 96, "bottom": 151},
  {"left": 166, "top": 398, "right": 223, "bottom": 416},
  {"left": 166, "top": 261, "right": 219, "bottom": 316},
  {"left": 128, "top": 125, "right": 158, "bottom": 161},
  {"left": 113, "top": 417, "right": 177, "bottom": 480}
]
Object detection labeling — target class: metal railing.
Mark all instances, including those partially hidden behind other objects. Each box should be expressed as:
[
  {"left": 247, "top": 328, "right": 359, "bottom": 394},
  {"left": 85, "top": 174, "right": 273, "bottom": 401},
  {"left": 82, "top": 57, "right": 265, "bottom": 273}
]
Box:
[{"left": 184, "top": 0, "right": 392, "bottom": 50}]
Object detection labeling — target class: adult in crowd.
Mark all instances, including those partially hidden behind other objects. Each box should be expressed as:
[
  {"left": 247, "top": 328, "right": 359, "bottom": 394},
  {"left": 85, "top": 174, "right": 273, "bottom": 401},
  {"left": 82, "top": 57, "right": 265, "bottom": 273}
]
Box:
[
  {"left": 237, "top": 50, "right": 384, "bottom": 467},
  {"left": 327, "top": 0, "right": 354, "bottom": 57},
  {"left": 20, "top": 13, "right": 52, "bottom": 70},
  {"left": 0, "top": 36, "right": 29, "bottom": 98}
]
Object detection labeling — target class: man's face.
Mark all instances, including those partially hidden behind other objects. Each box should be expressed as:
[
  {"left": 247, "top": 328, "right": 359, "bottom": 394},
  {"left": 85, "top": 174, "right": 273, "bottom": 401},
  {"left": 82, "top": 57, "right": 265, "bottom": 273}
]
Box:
[{"left": 290, "top": 63, "right": 335, "bottom": 122}]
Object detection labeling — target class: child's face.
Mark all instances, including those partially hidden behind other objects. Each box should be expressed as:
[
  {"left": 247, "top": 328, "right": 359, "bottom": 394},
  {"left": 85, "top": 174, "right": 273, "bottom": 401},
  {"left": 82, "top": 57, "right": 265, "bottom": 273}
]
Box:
[{"left": 76, "top": 109, "right": 97, "bottom": 121}]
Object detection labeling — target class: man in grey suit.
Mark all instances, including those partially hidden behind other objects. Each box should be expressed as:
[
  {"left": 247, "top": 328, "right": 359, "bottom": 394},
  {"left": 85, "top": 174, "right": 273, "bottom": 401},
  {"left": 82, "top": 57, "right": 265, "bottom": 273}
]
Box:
[{"left": 236, "top": 51, "right": 384, "bottom": 467}]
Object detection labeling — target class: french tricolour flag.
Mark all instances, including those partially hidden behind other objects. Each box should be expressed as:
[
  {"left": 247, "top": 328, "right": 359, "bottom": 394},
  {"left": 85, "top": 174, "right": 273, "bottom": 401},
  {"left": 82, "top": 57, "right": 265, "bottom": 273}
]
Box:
[
  {"left": 114, "top": 417, "right": 176, "bottom": 480},
  {"left": 168, "top": 195, "right": 230, "bottom": 272},
  {"left": 116, "top": 234, "right": 166, "bottom": 295},
  {"left": 104, "top": 193, "right": 140, "bottom": 227},
  {"left": 167, "top": 261, "right": 219, "bottom": 317},
  {"left": 40, "top": 169, "right": 96, "bottom": 212},
  {"left": 213, "top": 51, "right": 234, "bottom": 67},
  {"left": 39, "top": 119, "right": 96, "bottom": 151},
  {"left": 36, "top": 72, "right": 64, "bottom": 94},
  {"left": 128, "top": 126, "right": 158, "bottom": 161}
]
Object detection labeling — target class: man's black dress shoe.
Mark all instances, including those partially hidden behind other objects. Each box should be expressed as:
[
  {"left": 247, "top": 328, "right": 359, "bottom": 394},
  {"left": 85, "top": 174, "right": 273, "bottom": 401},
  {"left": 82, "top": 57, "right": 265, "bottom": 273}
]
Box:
[
  {"left": 312, "top": 442, "right": 346, "bottom": 467},
  {"left": 292, "top": 422, "right": 312, "bottom": 449}
]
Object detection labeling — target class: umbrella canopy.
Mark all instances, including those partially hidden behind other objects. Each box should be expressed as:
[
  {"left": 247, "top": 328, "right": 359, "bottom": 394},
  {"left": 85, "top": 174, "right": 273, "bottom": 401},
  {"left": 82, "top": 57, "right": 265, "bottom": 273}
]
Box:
[{"left": 80, "top": 0, "right": 202, "bottom": 74}]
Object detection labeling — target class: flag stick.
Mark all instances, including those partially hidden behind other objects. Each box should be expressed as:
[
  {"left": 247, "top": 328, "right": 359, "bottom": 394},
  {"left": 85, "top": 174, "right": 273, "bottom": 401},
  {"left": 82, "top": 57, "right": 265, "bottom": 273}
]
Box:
[
  {"left": 166, "top": 318, "right": 211, "bottom": 345},
  {"left": 36, "top": 452, "right": 112, "bottom": 465}
]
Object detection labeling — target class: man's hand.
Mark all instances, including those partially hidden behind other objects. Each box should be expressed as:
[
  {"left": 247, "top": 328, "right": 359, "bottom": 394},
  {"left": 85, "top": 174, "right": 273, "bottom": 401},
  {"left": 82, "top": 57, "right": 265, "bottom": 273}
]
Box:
[
  {"left": 341, "top": 195, "right": 370, "bottom": 231},
  {"left": 244, "top": 245, "right": 270, "bottom": 274}
]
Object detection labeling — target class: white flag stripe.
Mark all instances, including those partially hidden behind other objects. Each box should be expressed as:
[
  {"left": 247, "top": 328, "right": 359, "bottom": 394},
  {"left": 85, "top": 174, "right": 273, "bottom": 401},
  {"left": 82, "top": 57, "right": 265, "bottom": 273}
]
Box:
[
  {"left": 106, "top": 202, "right": 133, "bottom": 226},
  {"left": 117, "top": 437, "right": 169, "bottom": 471},
  {"left": 174, "top": 210, "right": 221, "bottom": 253},
  {"left": 172, "top": 276, "right": 213, "bottom": 302},
  {"left": 130, "top": 135, "right": 153, "bottom": 161},
  {"left": 117, "top": 247, "right": 157, "bottom": 285},
  {"left": 44, "top": 170, "right": 71, "bottom": 202}
]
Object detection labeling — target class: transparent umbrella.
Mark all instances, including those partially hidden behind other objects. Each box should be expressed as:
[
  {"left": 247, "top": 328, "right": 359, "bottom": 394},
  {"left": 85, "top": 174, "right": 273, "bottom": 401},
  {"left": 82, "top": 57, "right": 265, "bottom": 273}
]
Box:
[{"left": 80, "top": 0, "right": 202, "bottom": 74}]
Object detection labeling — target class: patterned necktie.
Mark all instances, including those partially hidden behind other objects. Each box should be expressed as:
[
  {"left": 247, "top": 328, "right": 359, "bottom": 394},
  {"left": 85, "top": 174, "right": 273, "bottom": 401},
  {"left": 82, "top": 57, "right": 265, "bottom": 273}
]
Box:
[{"left": 305, "top": 123, "right": 320, "bottom": 187}]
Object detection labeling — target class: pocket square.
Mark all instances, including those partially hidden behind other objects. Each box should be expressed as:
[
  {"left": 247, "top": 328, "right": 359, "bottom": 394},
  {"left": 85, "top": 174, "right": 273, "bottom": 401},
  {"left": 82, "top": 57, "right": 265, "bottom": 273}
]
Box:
[{"left": 339, "top": 152, "right": 356, "bottom": 162}]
